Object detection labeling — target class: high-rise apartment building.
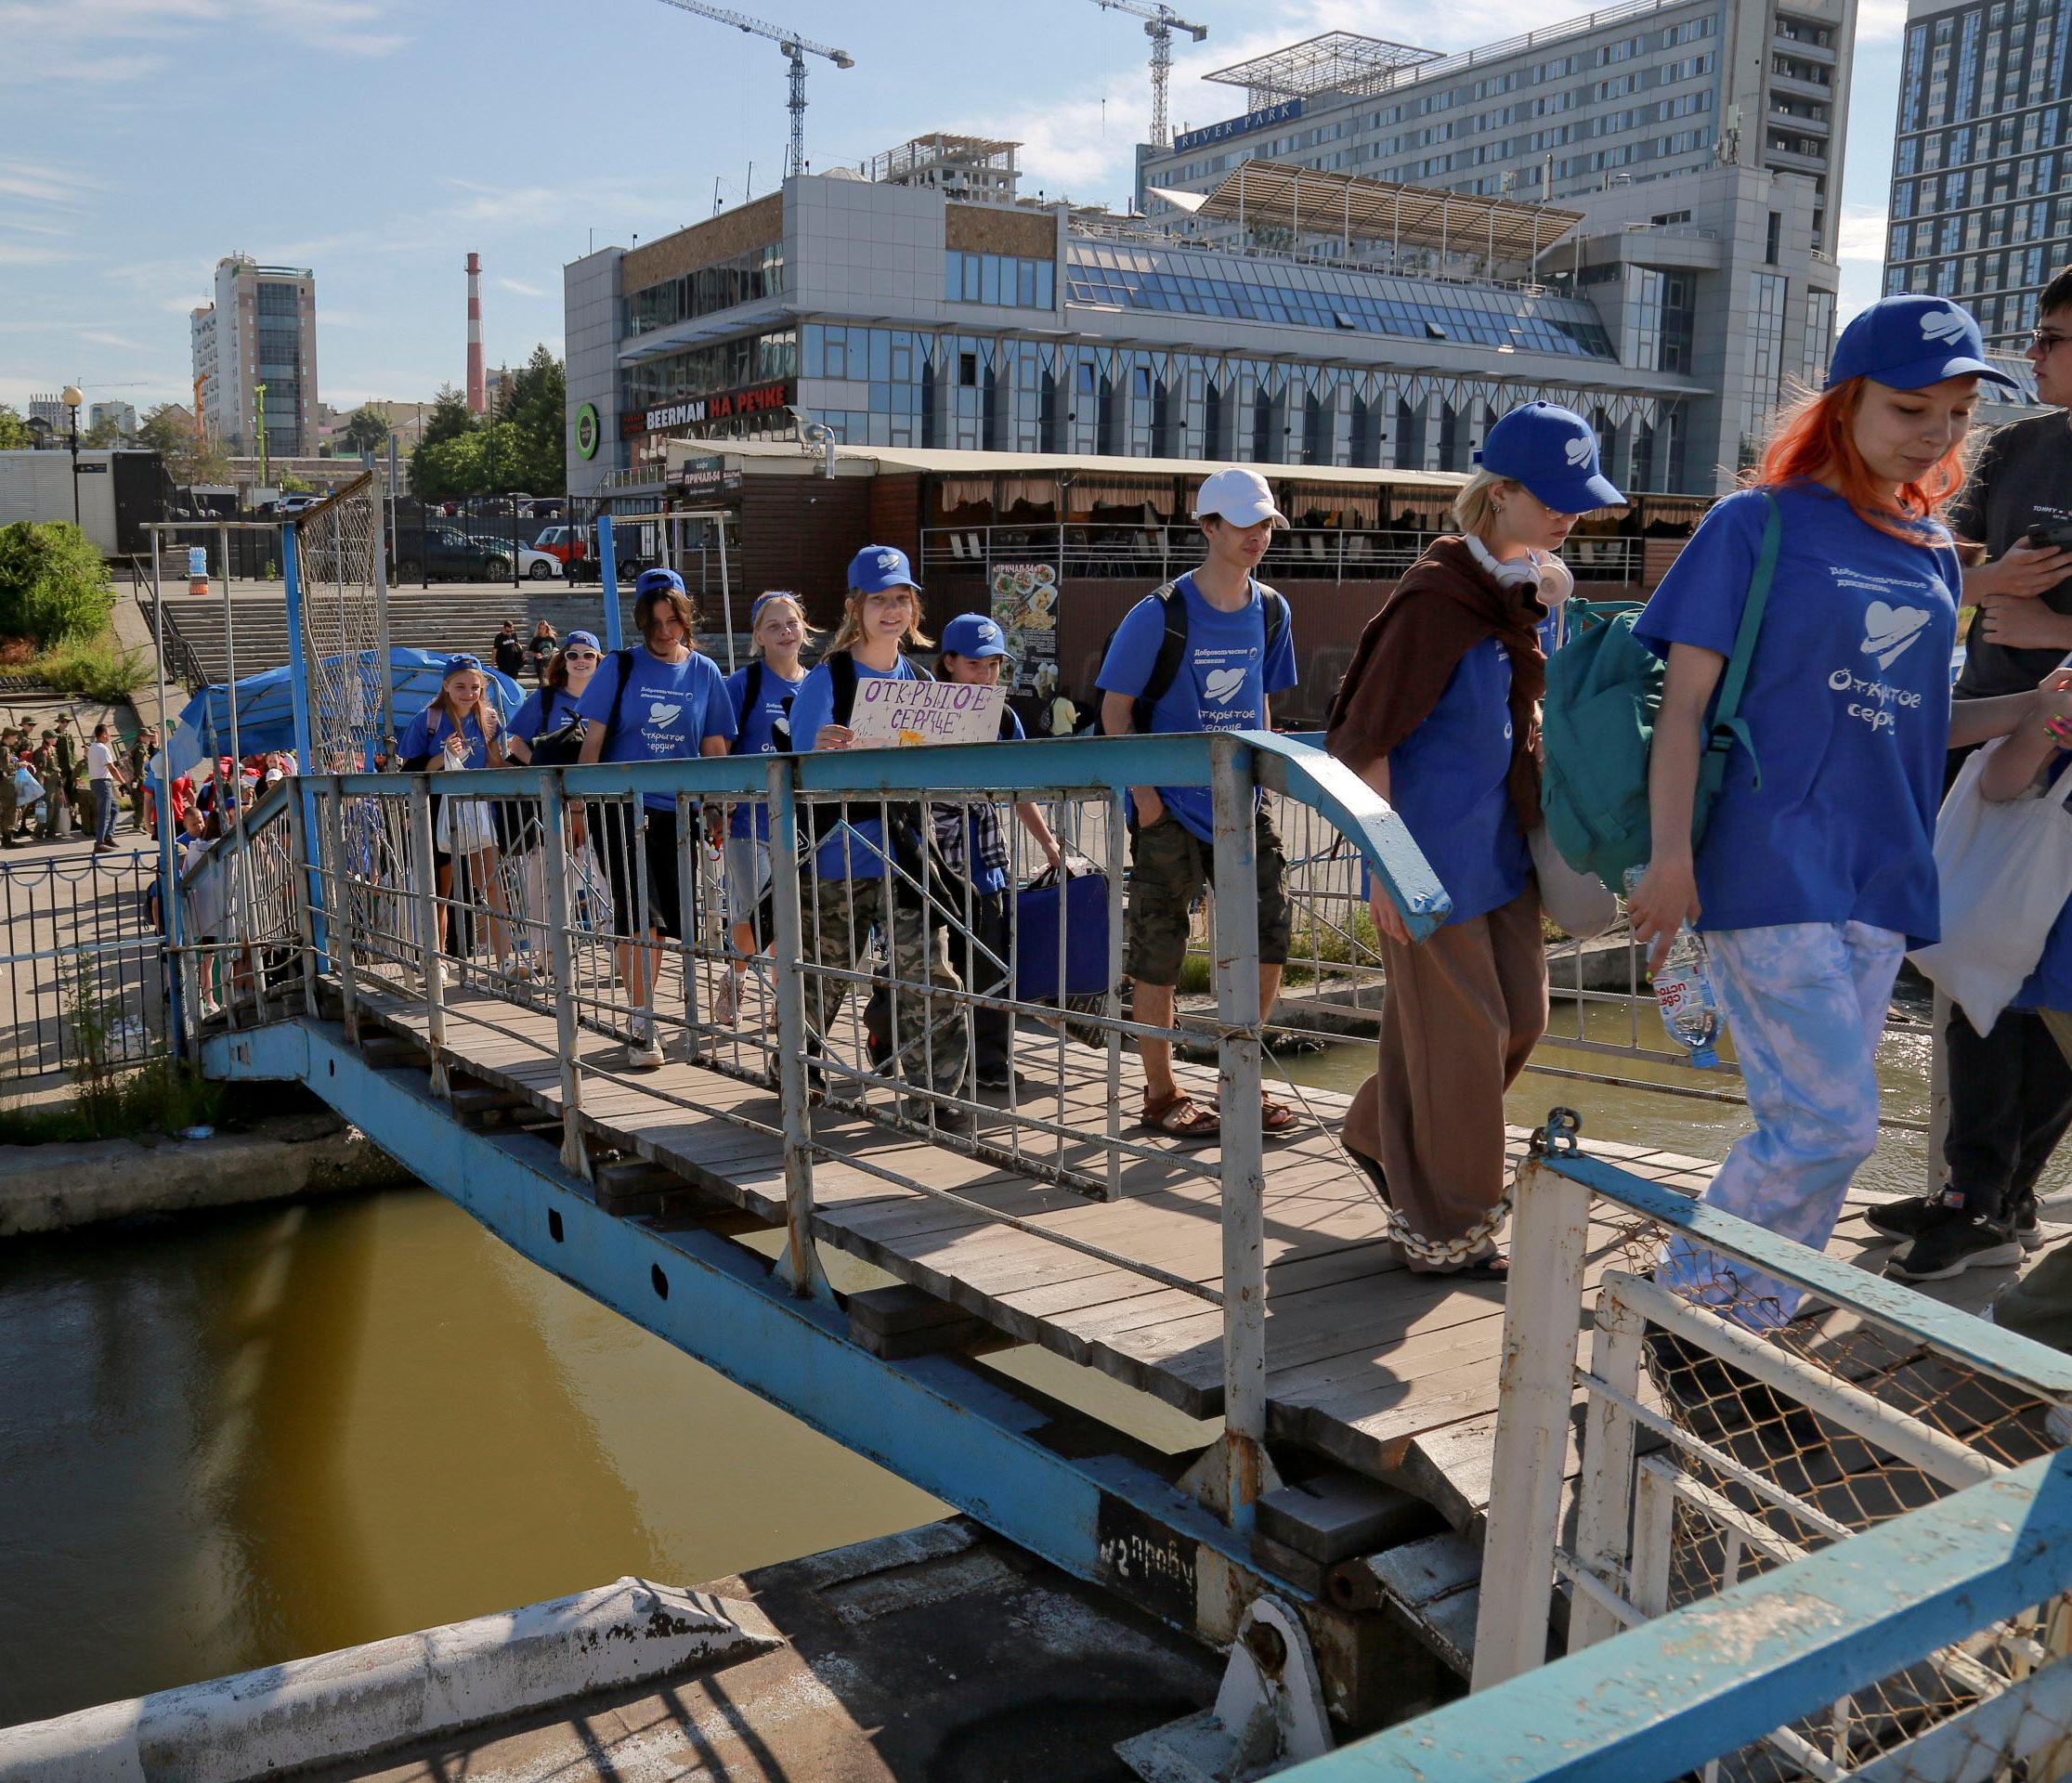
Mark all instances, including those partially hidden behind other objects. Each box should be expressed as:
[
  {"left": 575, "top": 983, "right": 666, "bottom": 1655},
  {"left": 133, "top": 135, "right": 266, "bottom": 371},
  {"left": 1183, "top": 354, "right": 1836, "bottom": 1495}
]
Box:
[
  {"left": 1883, "top": 0, "right": 2072, "bottom": 348},
  {"left": 1136, "top": 0, "right": 1854, "bottom": 483},
  {"left": 189, "top": 256, "right": 319, "bottom": 456},
  {"left": 89, "top": 401, "right": 137, "bottom": 438}
]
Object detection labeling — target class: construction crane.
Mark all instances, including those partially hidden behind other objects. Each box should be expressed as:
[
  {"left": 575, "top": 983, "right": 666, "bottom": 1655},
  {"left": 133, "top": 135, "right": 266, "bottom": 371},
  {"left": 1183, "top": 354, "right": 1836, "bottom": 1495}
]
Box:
[
  {"left": 1092, "top": 0, "right": 1207, "bottom": 151},
  {"left": 651, "top": 0, "right": 854, "bottom": 179}
]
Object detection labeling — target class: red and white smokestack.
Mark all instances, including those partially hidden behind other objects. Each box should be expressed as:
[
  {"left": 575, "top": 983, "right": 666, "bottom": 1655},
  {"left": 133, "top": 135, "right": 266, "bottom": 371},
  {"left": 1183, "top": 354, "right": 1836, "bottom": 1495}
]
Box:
[{"left": 465, "top": 252, "right": 486, "bottom": 415}]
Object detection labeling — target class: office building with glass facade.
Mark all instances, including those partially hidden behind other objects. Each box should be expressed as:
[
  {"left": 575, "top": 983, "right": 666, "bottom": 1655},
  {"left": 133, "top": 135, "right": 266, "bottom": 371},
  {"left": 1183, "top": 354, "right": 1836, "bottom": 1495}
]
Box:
[
  {"left": 1883, "top": 0, "right": 2072, "bottom": 348},
  {"left": 189, "top": 256, "right": 319, "bottom": 458},
  {"left": 567, "top": 157, "right": 1732, "bottom": 501}
]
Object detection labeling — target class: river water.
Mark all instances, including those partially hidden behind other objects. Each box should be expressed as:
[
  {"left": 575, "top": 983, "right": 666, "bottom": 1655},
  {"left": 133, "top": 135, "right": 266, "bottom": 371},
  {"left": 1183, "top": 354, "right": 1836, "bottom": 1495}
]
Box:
[{"left": 5, "top": 995, "right": 2062, "bottom": 1726}]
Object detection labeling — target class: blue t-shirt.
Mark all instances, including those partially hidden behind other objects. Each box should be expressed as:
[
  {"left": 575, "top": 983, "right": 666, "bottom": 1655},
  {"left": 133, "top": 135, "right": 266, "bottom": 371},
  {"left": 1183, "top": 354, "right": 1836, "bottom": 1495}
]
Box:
[
  {"left": 1389, "top": 636, "right": 1531, "bottom": 926},
  {"left": 1634, "top": 485, "right": 1960, "bottom": 948},
  {"left": 398, "top": 704, "right": 493, "bottom": 771},
  {"left": 724, "top": 660, "right": 807, "bottom": 840},
  {"left": 509, "top": 686, "right": 581, "bottom": 748},
  {"left": 788, "top": 654, "right": 924, "bottom": 879},
  {"left": 577, "top": 647, "right": 736, "bottom": 812},
  {"left": 1094, "top": 573, "right": 1298, "bottom": 842}
]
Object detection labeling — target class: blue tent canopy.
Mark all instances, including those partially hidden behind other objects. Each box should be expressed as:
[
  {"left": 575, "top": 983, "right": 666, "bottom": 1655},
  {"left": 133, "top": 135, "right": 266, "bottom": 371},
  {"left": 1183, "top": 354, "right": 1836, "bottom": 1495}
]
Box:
[{"left": 164, "top": 648, "right": 526, "bottom": 780}]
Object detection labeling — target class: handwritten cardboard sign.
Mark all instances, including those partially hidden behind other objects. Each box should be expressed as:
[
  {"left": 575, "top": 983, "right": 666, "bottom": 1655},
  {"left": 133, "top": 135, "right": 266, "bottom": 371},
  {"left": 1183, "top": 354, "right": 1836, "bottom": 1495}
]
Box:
[{"left": 849, "top": 677, "right": 1005, "bottom": 747}]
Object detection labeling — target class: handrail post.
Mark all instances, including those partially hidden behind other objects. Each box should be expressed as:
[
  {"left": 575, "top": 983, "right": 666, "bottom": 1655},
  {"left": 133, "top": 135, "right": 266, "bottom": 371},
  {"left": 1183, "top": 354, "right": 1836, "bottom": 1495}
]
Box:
[
  {"left": 285, "top": 785, "right": 319, "bottom": 1021},
  {"left": 1471, "top": 1152, "right": 1594, "bottom": 1690},
  {"left": 1205, "top": 731, "right": 1271, "bottom": 1527},
  {"left": 329, "top": 774, "right": 361, "bottom": 1046},
  {"left": 766, "top": 758, "right": 829, "bottom": 1300},
  {"left": 409, "top": 775, "right": 449, "bottom": 1098},
  {"left": 1568, "top": 1274, "right": 1647, "bottom": 1651},
  {"left": 540, "top": 774, "right": 591, "bottom": 1183}
]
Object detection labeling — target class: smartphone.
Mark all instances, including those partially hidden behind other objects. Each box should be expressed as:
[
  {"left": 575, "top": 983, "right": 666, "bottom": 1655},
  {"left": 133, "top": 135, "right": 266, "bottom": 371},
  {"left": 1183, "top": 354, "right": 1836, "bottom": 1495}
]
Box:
[{"left": 2026, "top": 520, "right": 2072, "bottom": 550}]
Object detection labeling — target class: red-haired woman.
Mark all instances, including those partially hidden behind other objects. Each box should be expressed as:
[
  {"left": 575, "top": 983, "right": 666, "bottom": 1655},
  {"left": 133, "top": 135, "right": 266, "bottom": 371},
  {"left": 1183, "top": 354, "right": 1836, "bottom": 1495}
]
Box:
[{"left": 1627, "top": 294, "right": 2067, "bottom": 1329}]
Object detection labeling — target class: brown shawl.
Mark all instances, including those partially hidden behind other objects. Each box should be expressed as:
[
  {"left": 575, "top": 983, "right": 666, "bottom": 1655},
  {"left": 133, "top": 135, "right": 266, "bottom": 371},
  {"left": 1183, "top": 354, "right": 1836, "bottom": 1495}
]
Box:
[{"left": 1324, "top": 535, "right": 1548, "bottom": 830}]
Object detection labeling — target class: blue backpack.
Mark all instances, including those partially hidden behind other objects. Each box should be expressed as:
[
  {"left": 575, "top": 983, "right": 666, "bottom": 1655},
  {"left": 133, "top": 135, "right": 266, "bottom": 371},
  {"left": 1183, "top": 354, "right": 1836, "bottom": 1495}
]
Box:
[{"left": 1539, "top": 493, "right": 1780, "bottom": 893}]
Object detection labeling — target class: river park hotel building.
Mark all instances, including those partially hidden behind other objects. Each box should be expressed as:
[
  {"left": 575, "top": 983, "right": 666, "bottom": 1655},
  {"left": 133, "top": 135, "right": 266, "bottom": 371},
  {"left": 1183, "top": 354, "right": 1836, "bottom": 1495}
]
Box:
[{"left": 559, "top": 0, "right": 1882, "bottom": 709}]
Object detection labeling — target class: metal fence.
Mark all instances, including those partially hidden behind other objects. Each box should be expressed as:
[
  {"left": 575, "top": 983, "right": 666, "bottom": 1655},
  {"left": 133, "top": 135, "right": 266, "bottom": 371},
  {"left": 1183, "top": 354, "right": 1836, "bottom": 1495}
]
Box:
[
  {"left": 1390, "top": 1118, "right": 2072, "bottom": 1783},
  {"left": 0, "top": 850, "right": 167, "bottom": 1079},
  {"left": 175, "top": 729, "right": 1448, "bottom": 1521},
  {"left": 920, "top": 523, "right": 1646, "bottom": 585}
]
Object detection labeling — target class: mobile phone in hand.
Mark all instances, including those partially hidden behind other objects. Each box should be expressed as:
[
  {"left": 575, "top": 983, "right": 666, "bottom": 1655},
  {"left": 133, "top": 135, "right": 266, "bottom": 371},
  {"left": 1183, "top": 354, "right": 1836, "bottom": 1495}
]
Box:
[{"left": 2026, "top": 521, "right": 2072, "bottom": 550}]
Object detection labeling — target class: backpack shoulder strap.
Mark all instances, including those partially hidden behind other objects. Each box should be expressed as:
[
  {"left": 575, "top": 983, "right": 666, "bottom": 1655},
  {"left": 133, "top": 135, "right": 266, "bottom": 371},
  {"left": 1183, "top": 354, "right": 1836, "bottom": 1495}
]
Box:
[
  {"left": 1131, "top": 582, "right": 1187, "bottom": 731},
  {"left": 1260, "top": 583, "right": 1289, "bottom": 656},
  {"left": 826, "top": 650, "right": 858, "bottom": 726},
  {"left": 741, "top": 658, "right": 764, "bottom": 717},
  {"left": 604, "top": 648, "right": 638, "bottom": 743},
  {"left": 1698, "top": 491, "right": 1782, "bottom": 804}
]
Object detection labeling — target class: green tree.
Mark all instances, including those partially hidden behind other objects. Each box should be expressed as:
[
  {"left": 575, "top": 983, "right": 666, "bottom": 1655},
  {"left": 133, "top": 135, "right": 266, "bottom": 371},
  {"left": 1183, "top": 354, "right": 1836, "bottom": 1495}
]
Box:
[
  {"left": 421, "top": 385, "right": 476, "bottom": 449},
  {"left": 502, "top": 345, "right": 567, "bottom": 494},
  {"left": 341, "top": 404, "right": 390, "bottom": 457},
  {"left": 0, "top": 522, "right": 115, "bottom": 645},
  {"left": 411, "top": 422, "right": 527, "bottom": 501},
  {"left": 79, "top": 415, "right": 124, "bottom": 449},
  {"left": 0, "top": 405, "right": 32, "bottom": 450},
  {"left": 137, "top": 403, "right": 231, "bottom": 486}
]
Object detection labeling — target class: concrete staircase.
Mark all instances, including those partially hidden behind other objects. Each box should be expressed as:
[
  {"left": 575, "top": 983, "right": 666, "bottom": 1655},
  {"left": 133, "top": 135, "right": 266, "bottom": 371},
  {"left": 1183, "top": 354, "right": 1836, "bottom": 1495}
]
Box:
[{"left": 142, "top": 591, "right": 757, "bottom": 691}]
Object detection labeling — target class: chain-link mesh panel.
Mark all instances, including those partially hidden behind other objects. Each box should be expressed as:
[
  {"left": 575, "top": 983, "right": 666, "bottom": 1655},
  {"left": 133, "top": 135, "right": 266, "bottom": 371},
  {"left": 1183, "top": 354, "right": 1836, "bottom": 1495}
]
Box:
[
  {"left": 293, "top": 474, "right": 390, "bottom": 771},
  {"left": 1608, "top": 1220, "right": 2066, "bottom": 1781}
]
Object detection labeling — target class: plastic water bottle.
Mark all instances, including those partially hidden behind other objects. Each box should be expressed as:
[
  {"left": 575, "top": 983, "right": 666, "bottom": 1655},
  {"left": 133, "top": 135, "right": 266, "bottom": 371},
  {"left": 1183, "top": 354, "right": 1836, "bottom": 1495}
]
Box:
[{"left": 1624, "top": 865, "right": 1724, "bottom": 1069}]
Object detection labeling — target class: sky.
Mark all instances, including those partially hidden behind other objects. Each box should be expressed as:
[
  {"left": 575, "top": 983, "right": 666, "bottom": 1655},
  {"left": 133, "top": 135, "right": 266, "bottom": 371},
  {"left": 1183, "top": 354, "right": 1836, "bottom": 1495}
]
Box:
[{"left": 0, "top": 0, "right": 1909, "bottom": 420}]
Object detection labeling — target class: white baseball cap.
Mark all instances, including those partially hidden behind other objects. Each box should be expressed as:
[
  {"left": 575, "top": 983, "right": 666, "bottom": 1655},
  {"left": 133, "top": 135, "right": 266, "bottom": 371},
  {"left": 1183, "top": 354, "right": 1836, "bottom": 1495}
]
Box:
[{"left": 1192, "top": 466, "right": 1286, "bottom": 527}]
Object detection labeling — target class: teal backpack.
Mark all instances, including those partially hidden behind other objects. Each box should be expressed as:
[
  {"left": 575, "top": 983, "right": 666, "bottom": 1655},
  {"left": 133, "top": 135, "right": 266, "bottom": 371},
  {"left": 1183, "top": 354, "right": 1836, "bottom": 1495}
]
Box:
[{"left": 1540, "top": 493, "right": 1781, "bottom": 893}]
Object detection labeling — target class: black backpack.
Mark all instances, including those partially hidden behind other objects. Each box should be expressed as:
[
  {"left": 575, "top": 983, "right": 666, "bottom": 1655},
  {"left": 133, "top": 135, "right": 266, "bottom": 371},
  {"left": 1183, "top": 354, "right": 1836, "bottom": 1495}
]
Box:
[
  {"left": 738, "top": 657, "right": 801, "bottom": 752},
  {"left": 1110, "top": 580, "right": 1291, "bottom": 734},
  {"left": 528, "top": 648, "right": 638, "bottom": 767}
]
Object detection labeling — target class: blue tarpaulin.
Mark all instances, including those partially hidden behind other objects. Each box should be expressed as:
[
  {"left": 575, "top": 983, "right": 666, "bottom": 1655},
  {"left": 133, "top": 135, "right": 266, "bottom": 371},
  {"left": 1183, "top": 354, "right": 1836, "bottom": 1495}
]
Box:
[{"left": 163, "top": 648, "right": 526, "bottom": 780}]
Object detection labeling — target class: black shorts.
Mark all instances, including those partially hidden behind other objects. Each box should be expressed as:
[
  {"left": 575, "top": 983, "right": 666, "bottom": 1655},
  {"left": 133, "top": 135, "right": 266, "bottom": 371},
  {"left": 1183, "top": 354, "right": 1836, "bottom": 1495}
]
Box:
[{"left": 603, "top": 804, "right": 684, "bottom": 940}]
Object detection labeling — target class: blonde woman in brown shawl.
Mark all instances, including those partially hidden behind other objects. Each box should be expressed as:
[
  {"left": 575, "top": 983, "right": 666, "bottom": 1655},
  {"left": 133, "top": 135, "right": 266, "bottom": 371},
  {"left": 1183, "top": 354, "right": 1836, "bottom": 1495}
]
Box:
[{"left": 1326, "top": 403, "right": 1622, "bottom": 1275}]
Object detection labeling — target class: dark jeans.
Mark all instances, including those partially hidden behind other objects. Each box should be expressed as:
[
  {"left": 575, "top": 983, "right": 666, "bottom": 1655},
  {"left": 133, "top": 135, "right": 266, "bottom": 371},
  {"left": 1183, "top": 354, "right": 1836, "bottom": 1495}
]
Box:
[
  {"left": 1944, "top": 1004, "right": 2072, "bottom": 1217},
  {"left": 958, "top": 887, "right": 1013, "bottom": 1081}
]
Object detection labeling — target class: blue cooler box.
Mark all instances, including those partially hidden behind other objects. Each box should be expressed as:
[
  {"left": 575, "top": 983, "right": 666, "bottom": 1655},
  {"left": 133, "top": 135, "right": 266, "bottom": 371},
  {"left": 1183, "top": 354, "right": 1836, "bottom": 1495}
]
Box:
[{"left": 1015, "top": 868, "right": 1112, "bottom": 1001}]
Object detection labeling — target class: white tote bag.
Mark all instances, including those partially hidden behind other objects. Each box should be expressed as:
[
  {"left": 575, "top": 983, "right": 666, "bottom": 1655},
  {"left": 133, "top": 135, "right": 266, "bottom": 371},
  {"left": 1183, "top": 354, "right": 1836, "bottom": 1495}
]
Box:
[
  {"left": 1909, "top": 739, "right": 2072, "bottom": 1035},
  {"left": 1530, "top": 821, "right": 1619, "bottom": 939}
]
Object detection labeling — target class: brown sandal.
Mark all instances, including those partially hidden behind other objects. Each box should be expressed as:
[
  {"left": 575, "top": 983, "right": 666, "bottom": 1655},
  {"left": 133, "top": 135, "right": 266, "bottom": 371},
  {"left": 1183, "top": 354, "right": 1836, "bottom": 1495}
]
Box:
[
  {"left": 1139, "top": 1090, "right": 1221, "bottom": 1141},
  {"left": 1260, "top": 1094, "right": 1301, "bottom": 1138}
]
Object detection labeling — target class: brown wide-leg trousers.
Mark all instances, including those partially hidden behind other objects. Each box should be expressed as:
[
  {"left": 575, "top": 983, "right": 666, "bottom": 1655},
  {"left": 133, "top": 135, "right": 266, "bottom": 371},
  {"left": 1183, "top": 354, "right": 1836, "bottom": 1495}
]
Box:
[{"left": 1345, "top": 885, "right": 1548, "bottom": 1269}]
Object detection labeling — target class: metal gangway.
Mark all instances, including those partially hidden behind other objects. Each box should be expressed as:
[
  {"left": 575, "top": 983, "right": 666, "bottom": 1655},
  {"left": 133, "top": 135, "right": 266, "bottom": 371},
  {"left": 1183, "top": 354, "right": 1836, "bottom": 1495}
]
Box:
[{"left": 158, "top": 478, "right": 2072, "bottom": 1779}]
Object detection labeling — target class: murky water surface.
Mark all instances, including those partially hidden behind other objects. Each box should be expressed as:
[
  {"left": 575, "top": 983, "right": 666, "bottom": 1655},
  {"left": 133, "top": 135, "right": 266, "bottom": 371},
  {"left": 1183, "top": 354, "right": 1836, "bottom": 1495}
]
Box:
[{"left": 6, "top": 986, "right": 2061, "bottom": 1724}]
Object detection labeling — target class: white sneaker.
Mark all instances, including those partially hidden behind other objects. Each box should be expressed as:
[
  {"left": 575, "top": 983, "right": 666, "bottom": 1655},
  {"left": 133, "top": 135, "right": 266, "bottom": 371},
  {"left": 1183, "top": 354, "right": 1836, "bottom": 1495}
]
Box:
[{"left": 623, "top": 1012, "right": 663, "bottom": 1071}]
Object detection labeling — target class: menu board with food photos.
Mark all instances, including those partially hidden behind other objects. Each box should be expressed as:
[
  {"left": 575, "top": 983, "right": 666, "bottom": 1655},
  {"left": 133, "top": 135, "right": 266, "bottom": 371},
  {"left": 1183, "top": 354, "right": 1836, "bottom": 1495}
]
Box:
[{"left": 988, "top": 563, "right": 1059, "bottom": 696}]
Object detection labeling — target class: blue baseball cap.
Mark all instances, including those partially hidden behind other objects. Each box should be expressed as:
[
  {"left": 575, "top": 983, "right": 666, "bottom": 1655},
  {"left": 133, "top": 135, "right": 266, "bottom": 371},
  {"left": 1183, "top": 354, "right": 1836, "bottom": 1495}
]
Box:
[
  {"left": 563, "top": 630, "right": 600, "bottom": 652},
  {"left": 940, "top": 613, "right": 1010, "bottom": 659},
  {"left": 441, "top": 653, "right": 483, "bottom": 677},
  {"left": 634, "top": 566, "right": 685, "bottom": 598},
  {"left": 1476, "top": 402, "right": 1624, "bottom": 513},
  {"left": 1826, "top": 293, "right": 2020, "bottom": 392},
  {"left": 848, "top": 544, "right": 920, "bottom": 593}
]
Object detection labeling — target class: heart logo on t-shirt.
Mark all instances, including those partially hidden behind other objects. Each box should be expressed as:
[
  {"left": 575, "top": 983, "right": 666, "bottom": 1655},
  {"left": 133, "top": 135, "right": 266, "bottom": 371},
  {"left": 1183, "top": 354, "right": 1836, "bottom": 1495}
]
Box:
[
  {"left": 1202, "top": 667, "right": 1246, "bottom": 705},
  {"left": 1861, "top": 602, "right": 1931, "bottom": 670},
  {"left": 646, "top": 700, "right": 683, "bottom": 727}
]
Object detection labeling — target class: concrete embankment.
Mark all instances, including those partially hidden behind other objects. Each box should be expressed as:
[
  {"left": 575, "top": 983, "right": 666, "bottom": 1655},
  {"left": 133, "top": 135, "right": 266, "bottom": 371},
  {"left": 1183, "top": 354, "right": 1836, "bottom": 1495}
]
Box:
[{"left": 0, "top": 1110, "right": 414, "bottom": 1237}]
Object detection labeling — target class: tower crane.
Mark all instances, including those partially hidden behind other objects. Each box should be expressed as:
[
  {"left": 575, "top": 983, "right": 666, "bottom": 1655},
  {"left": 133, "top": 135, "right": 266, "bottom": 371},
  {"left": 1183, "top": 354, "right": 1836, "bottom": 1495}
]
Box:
[
  {"left": 651, "top": 0, "right": 854, "bottom": 179},
  {"left": 1092, "top": 0, "right": 1207, "bottom": 151}
]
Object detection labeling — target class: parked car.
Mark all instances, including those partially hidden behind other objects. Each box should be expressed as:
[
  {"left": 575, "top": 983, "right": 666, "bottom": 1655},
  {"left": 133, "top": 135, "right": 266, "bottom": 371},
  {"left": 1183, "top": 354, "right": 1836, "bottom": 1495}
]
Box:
[
  {"left": 396, "top": 526, "right": 515, "bottom": 582},
  {"left": 516, "top": 543, "right": 562, "bottom": 580}
]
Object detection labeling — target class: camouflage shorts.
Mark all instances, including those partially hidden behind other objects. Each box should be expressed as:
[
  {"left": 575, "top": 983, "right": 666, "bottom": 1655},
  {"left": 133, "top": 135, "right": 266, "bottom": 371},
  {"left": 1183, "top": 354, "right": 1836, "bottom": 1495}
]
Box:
[{"left": 1124, "top": 807, "right": 1291, "bottom": 988}]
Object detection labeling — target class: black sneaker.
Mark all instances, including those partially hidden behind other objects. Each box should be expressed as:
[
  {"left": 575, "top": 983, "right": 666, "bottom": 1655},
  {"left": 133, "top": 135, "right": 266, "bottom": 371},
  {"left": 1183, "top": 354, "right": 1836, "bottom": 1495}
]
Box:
[
  {"left": 1886, "top": 1213, "right": 2024, "bottom": 1282},
  {"left": 1867, "top": 1193, "right": 2041, "bottom": 1250}
]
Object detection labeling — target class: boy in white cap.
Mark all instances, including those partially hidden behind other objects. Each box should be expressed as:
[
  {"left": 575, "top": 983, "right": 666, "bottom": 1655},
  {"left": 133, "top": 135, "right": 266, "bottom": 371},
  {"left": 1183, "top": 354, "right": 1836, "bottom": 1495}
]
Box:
[{"left": 1095, "top": 467, "right": 1298, "bottom": 1141}]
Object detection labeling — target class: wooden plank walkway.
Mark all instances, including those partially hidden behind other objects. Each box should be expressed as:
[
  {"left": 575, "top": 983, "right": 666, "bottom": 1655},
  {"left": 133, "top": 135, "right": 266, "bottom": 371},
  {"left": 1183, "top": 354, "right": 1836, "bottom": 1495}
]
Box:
[{"left": 332, "top": 974, "right": 2040, "bottom": 1542}]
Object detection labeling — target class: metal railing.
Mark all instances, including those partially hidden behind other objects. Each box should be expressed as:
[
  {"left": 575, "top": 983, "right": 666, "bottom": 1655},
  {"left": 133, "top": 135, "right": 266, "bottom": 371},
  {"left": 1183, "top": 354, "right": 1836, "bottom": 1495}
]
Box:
[
  {"left": 0, "top": 850, "right": 166, "bottom": 1081},
  {"left": 1398, "top": 1114, "right": 2072, "bottom": 1781},
  {"left": 920, "top": 524, "right": 1645, "bottom": 585},
  {"left": 176, "top": 729, "right": 1448, "bottom": 1527}
]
